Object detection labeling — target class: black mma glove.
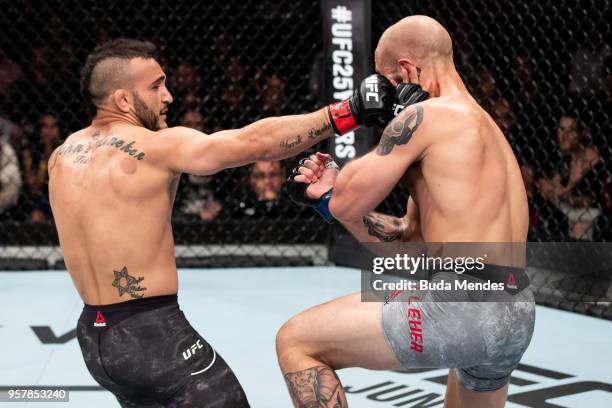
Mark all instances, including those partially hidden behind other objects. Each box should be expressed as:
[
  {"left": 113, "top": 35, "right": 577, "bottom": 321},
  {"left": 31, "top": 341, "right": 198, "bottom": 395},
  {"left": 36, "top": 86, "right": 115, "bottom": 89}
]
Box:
[
  {"left": 327, "top": 74, "right": 395, "bottom": 135},
  {"left": 392, "top": 82, "right": 429, "bottom": 116}
]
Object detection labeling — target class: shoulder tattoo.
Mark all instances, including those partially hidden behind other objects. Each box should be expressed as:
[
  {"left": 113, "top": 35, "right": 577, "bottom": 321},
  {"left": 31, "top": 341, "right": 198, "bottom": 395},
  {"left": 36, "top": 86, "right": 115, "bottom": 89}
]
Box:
[{"left": 376, "top": 105, "right": 424, "bottom": 156}]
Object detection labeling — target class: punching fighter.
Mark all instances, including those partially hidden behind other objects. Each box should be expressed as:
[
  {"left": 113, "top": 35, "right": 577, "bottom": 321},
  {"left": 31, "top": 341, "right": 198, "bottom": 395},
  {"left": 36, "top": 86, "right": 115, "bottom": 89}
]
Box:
[{"left": 47, "top": 38, "right": 417, "bottom": 407}]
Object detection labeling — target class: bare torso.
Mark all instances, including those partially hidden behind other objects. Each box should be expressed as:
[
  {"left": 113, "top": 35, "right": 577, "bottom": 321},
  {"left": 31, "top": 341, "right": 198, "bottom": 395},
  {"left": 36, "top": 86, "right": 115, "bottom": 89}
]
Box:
[
  {"left": 48, "top": 103, "right": 336, "bottom": 305},
  {"left": 405, "top": 94, "right": 528, "bottom": 244},
  {"left": 49, "top": 123, "right": 179, "bottom": 305}
]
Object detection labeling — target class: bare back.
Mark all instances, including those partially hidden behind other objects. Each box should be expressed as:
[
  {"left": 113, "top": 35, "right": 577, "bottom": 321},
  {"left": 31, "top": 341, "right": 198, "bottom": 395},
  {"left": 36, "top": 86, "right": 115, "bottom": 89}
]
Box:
[
  {"left": 406, "top": 94, "right": 528, "bottom": 243},
  {"left": 49, "top": 124, "right": 179, "bottom": 305}
]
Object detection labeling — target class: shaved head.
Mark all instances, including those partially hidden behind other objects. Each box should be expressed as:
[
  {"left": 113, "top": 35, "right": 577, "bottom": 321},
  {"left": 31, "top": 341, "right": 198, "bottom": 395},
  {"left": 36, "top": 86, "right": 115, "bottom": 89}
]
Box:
[{"left": 376, "top": 15, "right": 453, "bottom": 75}]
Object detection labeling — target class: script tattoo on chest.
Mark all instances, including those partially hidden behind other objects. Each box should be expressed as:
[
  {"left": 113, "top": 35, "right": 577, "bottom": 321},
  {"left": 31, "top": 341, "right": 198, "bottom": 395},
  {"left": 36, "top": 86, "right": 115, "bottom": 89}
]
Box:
[
  {"left": 56, "top": 133, "right": 146, "bottom": 165},
  {"left": 111, "top": 266, "right": 147, "bottom": 299},
  {"left": 376, "top": 105, "right": 424, "bottom": 156}
]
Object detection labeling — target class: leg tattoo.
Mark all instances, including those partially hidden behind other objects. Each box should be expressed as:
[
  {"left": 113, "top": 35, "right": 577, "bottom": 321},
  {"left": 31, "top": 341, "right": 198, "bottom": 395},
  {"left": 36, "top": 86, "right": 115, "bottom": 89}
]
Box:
[{"left": 284, "top": 365, "right": 347, "bottom": 408}]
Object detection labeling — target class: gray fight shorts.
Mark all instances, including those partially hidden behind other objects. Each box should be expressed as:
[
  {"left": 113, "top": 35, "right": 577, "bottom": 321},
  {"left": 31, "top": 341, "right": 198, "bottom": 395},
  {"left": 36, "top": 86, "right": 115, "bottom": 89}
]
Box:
[{"left": 380, "top": 267, "right": 535, "bottom": 392}]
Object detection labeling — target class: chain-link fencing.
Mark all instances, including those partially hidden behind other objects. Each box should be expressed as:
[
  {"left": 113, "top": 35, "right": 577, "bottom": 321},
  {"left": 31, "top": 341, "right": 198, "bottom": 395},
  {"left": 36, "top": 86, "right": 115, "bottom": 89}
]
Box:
[
  {"left": 0, "top": 1, "right": 329, "bottom": 267},
  {"left": 374, "top": 0, "right": 611, "bottom": 242},
  {"left": 0, "top": 1, "right": 610, "bottom": 317},
  {"left": 373, "top": 0, "right": 611, "bottom": 318}
]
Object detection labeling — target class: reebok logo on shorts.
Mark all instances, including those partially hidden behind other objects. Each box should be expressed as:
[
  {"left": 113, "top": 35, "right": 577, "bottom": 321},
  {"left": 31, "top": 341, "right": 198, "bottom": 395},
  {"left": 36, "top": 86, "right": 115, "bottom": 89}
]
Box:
[
  {"left": 384, "top": 289, "right": 405, "bottom": 304},
  {"left": 507, "top": 272, "right": 518, "bottom": 290},
  {"left": 93, "top": 311, "right": 106, "bottom": 327}
]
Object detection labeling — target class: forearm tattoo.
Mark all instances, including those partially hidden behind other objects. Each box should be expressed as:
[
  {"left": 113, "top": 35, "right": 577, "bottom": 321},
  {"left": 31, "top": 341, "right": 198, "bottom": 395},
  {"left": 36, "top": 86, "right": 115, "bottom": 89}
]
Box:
[
  {"left": 111, "top": 266, "right": 147, "bottom": 299},
  {"left": 280, "top": 135, "right": 303, "bottom": 151},
  {"left": 279, "top": 121, "right": 333, "bottom": 152},
  {"left": 362, "top": 213, "right": 403, "bottom": 242},
  {"left": 307, "top": 122, "right": 332, "bottom": 139},
  {"left": 284, "top": 366, "right": 347, "bottom": 408},
  {"left": 376, "top": 105, "right": 423, "bottom": 156}
]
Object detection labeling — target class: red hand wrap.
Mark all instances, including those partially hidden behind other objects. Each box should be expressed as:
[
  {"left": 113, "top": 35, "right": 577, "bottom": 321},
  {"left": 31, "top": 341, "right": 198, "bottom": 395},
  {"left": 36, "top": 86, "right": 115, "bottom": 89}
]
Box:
[{"left": 327, "top": 99, "right": 358, "bottom": 135}]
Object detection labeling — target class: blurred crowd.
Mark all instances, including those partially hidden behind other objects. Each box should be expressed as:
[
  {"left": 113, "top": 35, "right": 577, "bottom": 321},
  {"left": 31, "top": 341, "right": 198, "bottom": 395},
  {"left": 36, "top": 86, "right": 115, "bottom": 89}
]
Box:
[
  {"left": 0, "top": 6, "right": 610, "bottom": 242},
  {"left": 464, "top": 52, "right": 612, "bottom": 241},
  {"left": 0, "top": 19, "right": 314, "bottom": 229},
  {"left": 0, "top": 53, "right": 303, "bottom": 226}
]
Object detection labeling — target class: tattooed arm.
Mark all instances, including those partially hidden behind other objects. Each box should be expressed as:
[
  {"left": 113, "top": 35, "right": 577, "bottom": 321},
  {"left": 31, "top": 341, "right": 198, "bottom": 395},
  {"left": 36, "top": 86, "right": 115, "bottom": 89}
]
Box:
[
  {"left": 341, "top": 197, "right": 422, "bottom": 243},
  {"left": 156, "top": 109, "right": 333, "bottom": 175},
  {"left": 330, "top": 103, "right": 436, "bottom": 222},
  {"left": 291, "top": 151, "right": 421, "bottom": 243}
]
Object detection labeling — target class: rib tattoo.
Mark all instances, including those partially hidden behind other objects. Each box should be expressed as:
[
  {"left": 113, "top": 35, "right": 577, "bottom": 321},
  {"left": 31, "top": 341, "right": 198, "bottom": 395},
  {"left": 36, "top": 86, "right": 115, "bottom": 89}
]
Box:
[
  {"left": 284, "top": 366, "right": 347, "bottom": 408},
  {"left": 376, "top": 105, "right": 423, "bottom": 156},
  {"left": 363, "top": 213, "right": 403, "bottom": 242}
]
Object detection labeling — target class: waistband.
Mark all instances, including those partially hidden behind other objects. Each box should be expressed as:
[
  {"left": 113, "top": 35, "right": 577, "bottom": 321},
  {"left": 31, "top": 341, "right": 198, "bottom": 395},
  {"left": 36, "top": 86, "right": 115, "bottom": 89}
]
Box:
[
  {"left": 434, "top": 264, "right": 529, "bottom": 295},
  {"left": 81, "top": 294, "right": 178, "bottom": 329}
]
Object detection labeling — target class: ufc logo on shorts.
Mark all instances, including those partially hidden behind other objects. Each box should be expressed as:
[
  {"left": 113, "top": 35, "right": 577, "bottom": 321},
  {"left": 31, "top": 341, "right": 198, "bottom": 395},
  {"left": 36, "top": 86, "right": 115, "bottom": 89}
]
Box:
[
  {"left": 365, "top": 77, "right": 379, "bottom": 102},
  {"left": 182, "top": 339, "right": 203, "bottom": 360}
]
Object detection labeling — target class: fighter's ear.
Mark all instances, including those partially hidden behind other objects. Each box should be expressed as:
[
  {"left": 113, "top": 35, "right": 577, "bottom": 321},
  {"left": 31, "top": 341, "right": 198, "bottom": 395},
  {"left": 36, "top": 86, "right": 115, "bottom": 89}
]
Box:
[
  {"left": 397, "top": 58, "right": 417, "bottom": 83},
  {"left": 112, "top": 89, "right": 131, "bottom": 113}
]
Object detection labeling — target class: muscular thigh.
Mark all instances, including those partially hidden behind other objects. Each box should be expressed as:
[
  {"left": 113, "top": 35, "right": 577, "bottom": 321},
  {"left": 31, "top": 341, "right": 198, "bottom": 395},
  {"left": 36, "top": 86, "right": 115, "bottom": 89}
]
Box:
[
  {"left": 381, "top": 286, "right": 535, "bottom": 392},
  {"left": 284, "top": 292, "right": 402, "bottom": 371}
]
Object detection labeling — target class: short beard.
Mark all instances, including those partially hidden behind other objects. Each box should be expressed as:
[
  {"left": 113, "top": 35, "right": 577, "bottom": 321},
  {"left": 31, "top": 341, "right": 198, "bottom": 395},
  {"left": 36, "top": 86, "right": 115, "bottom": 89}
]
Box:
[{"left": 133, "top": 92, "right": 160, "bottom": 131}]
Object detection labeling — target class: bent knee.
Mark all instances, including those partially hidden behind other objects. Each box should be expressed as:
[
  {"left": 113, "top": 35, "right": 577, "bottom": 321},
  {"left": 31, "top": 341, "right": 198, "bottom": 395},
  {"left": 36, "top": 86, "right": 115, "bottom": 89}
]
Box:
[
  {"left": 276, "top": 317, "right": 306, "bottom": 355},
  {"left": 276, "top": 315, "right": 324, "bottom": 364},
  {"left": 275, "top": 321, "right": 292, "bottom": 355}
]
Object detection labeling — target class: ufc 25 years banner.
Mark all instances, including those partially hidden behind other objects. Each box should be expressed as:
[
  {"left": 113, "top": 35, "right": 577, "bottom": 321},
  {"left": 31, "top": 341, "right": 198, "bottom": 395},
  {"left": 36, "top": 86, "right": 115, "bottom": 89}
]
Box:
[
  {"left": 322, "top": 0, "right": 373, "bottom": 165},
  {"left": 321, "top": 0, "right": 375, "bottom": 266}
]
